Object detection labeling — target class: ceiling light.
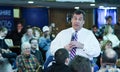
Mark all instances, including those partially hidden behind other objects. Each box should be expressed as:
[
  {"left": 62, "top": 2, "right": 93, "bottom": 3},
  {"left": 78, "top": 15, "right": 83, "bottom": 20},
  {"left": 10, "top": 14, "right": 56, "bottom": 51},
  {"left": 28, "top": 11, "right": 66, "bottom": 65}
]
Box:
[
  {"left": 28, "top": 1, "right": 34, "bottom": 4},
  {"left": 99, "top": 6, "right": 104, "bottom": 9},
  {"left": 74, "top": 7, "right": 79, "bottom": 9},
  {"left": 90, "top": 4, "right": 95, "bottom": 6},
  {"left": 99, "top": 6, "right": 117, "bottom": 9}
]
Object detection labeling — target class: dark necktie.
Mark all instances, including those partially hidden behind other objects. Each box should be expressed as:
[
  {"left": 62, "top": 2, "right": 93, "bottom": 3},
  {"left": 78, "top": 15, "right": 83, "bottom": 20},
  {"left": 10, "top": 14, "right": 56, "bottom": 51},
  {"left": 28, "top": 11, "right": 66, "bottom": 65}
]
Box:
[{"left": 70, "top": 31, "right": 78, "bottom": 59}]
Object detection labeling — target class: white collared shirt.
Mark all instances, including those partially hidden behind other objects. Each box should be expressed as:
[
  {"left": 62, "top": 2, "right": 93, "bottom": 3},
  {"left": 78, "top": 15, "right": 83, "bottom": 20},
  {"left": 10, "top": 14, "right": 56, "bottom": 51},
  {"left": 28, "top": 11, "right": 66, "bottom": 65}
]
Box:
[{"left": 50, "top": 27, "right": 101, "bottom": 60}]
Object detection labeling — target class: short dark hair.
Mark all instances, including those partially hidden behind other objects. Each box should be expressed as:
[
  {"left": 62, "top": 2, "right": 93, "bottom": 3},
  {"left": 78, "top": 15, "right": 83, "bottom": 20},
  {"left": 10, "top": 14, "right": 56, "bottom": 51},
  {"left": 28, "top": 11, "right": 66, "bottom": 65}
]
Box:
[
  {"left": 0, "top": 27, "right": 8, "bottom": 32},
  {"left": 102, "top": 49, "right": 118, "bottom": 64},
  {"left": 69, "top": 55, "right": 91, "bottom": 72},
  {"left": 105, "top": 16, "right": 112, "bottom": 20},
  {"left": 72, "top": 9, "right": 86, "bottom": 20},
  {"left": 29, "top": 38, "right": 38, "bottom": 43},
  {"left": 55, "top": 48, "right": 69, "bottom": 64}
]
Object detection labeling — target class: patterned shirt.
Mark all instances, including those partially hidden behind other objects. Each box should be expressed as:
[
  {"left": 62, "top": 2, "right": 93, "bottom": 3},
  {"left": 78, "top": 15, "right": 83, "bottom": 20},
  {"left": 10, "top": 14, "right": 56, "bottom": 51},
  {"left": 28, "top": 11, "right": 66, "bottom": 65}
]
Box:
[
  {"left": 16, "top": 54, "right": 40, "bottom": 72},
  {"left": 98, "top": 24, "right": 114, "bottom": 37}
]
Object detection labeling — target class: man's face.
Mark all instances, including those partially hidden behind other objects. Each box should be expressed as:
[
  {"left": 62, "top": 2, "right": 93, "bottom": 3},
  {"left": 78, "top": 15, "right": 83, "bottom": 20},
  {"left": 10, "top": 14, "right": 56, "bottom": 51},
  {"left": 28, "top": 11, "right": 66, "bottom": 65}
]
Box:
[
  {"left": 105, "top": 43, "right": 112, "bottom": 49},
  {"left": 93, "top": 27, "right": 98, "bottom": 33},
  {"left": 23, "top": 45, "right": 31, "bottom": 55},
  {"left": 107, "top": 18, "right": 112, "bottom": 24},
  {"left": 71, "top": 14, "right": 85, "bottom": 31},
  {"left": 34, "top": 30, "right": 40, "bottom": 38},
  {"left": 27, "top": 28, "right": 33, "bottom": 36},
  {"left": 17, "top": 23, "right": 23, "bottom": 30},
  {"left": 0, "top": 31, "right": 8, "bottom": 39},
  {"left": 31, "top": 39, "right": 38, "bottom": 49}
]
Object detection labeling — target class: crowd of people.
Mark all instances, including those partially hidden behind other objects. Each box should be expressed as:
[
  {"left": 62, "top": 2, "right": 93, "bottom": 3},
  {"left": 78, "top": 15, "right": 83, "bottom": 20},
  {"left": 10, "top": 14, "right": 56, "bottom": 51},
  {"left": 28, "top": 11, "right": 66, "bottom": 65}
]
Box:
[{"left": 0, "top": 9, "right": 120, "bottom": 72}]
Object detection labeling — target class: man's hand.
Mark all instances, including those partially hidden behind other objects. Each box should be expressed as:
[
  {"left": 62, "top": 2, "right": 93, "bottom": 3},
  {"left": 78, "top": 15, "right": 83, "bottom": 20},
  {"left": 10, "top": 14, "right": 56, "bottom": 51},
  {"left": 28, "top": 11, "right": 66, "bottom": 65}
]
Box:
[
  {"left": 64, "top": 44, "right": 73, "bottom": 51},
  {"left": 1, "top": 49, "right": 11, "bottom": 53},
  {"left": 64, "top": 41, "right": 84, "bottom": 51},
  {"left": 69, "top": 41, "right": 84, "bottom": 49}
]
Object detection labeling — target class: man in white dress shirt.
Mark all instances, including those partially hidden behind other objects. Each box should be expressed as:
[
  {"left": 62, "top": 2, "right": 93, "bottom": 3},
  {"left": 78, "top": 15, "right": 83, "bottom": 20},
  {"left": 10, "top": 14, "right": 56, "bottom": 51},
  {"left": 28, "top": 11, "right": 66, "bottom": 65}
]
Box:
[
  {"left": 44, "top": 9, "right": 101, "bottom": 72},
  {"left": 50, "top": 9, "right": 101, "bottom": 60}
]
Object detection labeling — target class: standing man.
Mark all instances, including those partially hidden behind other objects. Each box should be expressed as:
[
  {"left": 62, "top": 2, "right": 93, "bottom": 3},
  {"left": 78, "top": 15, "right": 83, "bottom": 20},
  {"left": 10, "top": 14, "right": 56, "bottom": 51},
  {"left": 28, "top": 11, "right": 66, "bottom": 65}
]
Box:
[
  {"left": 9, "top": 22, "right": 25, "bottom": 46},
  {"left": 49, "top": 10, "right": 101, "bottom": 72}
]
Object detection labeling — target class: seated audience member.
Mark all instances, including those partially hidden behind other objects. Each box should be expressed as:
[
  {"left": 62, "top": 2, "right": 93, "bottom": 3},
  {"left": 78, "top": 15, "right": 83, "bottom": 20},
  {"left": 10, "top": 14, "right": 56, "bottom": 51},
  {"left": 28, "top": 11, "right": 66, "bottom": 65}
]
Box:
[
  {"left": 0, "top": 27, "right": 17, "bottom": 69},
  {"left": 21, "top": 26, "right": 34, "bottom": 43},
  {"left": 69, "top": 55, "right": 92, "bottom": 72},
  {"left": 30, "top": 38, "right": 44, "bottom": 66},
  {"left": 16, "top": 42, "right": 42, "bottom": 72},
  {"left": 0, "top": 58, "right": 13, "bottom": 72},
  {"left": 91, "top": 25, "right": 103, "bottom": 42},
  {"left": 46, "top": 48, "right": 72, "bottom": 72},
  {"left": 103, "top": 25, "right": 120, "bottom": 48},
  {"left": 98, "top": 49, "right": 120, "bottom": 72},
  {"left": 98, "top": 16, "right": 114, "bottom": 37},
  {"left": 96, "top": 40, "right": 112, "bottom": 68},
  {"left": 39, "top": 26, "right": 52, "bottom": 61}
]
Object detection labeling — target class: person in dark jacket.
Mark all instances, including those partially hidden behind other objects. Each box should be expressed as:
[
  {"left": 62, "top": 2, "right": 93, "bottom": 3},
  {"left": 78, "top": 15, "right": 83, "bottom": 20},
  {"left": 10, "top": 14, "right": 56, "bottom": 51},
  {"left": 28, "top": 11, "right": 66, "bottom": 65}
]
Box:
[
  {"left": 30, "top": 38, "right": 44, "bottom": 65},
  {"left": 0, "top": 27, "right": 17, "bottom": 69},
  {"left": 46, "top": 48, "right": 72, "bottom": 72}
]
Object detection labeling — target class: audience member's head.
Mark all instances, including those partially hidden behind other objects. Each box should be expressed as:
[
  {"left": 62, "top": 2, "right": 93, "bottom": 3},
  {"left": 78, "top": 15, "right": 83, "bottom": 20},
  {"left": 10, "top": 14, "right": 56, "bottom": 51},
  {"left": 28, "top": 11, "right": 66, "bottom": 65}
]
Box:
[
  {"left": 42, "top": 26, "right": 49, "bottom": 33},
  {"left": 105, "top": 16, "right": 112, "bottom": 24},
  {"left": 101, "top": 49, "right": 118, "bottom": 66},
  {"left": 42, "top": 26, "right": 50, "bottom": 37},
  {"left": 16, "top": 22, "right": 23, "bottom": 32},
  {"left": 69, "top": 55, "right": 91, "bottom": 72},
  {"left": 32, "top": 26, "right": 42, "bottom": 39},
  {"left": 0, "top": 58, "right": 13, "bottom": 72},
  {"left": 92, "top": 25, "right": 98, "bottom": 33},
  {"left": 29, "top": 38, "right": 38, "bottom": 50},
  {"left": 101, "top": 40, "right": 112, "bottom": 51},
  {"left": 21, "top": 42, "right": 31, "bottom": 56},
  {"left": 0, "top": 27, "right": 8, "bottom": 39},
  {"left": 26, "top": 26, "right": 33, "bottom": 36},
  {"left": 55, "top": 48, "right": 69, "bottom": 65}
]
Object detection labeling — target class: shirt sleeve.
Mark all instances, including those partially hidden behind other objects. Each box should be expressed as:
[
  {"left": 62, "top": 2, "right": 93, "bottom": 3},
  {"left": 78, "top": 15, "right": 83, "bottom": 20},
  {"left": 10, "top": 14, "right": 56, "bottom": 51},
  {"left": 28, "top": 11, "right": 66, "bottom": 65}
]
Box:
[
  {"left": 83, "top": 31, "right": 101, "bottom": 58},
  {"left": 50, "top": 31, "right": 65, "bottom": 55},
  {"left": 16, "top": 56, "right": 23, "bottom": 72}
]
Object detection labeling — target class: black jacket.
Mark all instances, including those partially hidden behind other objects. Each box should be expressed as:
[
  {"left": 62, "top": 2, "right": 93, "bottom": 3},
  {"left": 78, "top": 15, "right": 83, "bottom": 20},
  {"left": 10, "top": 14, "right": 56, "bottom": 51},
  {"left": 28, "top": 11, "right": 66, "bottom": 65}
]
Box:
[{"left": 46, "top": 63, "right": 72, "bottom": 72}]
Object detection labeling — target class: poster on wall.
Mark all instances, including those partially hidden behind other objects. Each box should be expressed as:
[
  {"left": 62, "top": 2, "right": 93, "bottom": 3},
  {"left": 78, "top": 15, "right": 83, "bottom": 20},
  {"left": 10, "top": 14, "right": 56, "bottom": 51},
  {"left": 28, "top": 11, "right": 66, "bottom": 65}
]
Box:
[{"left": 0, "top": 6, "right": 14, "bottom": 32}]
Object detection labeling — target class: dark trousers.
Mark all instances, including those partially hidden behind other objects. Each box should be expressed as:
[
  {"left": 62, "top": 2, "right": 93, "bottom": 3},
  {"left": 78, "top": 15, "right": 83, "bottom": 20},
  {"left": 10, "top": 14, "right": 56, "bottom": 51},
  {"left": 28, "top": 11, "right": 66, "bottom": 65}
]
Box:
[
  {"left": 2, "top": 52, "right": 17, "bottom": 69},
  {"left": 44, "top": 56, "right": 54, "bottom": 72}
]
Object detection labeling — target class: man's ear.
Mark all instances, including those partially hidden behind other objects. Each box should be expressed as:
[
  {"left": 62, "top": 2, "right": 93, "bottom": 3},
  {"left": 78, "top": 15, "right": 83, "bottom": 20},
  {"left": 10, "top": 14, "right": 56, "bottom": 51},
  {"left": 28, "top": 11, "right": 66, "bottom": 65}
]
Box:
[{"left": 82, "top": 20, "right": 85, "bottom": 25}]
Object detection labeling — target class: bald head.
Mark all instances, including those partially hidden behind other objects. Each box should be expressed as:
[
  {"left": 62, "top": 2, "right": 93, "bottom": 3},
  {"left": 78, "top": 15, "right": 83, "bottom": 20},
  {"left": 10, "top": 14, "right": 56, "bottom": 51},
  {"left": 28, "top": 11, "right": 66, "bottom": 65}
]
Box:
[{"left": 102, "top": 49, "right": 118, "bottom": 64}]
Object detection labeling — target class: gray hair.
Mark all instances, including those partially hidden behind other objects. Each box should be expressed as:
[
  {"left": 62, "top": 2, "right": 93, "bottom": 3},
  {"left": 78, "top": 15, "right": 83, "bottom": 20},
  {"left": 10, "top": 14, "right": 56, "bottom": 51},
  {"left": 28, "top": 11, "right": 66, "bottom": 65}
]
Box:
[{"left": 21, "top": 42, "right": 31, "bottom": 52}]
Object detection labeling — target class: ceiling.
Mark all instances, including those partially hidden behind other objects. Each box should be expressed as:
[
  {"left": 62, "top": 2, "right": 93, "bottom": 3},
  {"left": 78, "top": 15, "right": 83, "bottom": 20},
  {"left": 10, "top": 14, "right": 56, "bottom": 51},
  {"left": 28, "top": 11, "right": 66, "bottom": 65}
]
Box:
[{"left": 0, "top": 0, "right": 120, "bottom": 9}]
